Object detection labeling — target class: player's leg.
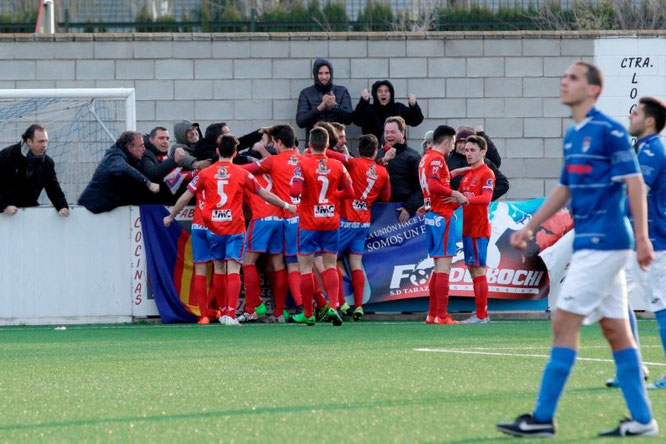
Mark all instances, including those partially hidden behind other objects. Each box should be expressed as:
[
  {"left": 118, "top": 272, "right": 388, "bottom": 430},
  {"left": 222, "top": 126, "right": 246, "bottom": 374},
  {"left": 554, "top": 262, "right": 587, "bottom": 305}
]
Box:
[
  {"left": 312, "top": 255, "right": 329, "bottom": 312},
  {"left": 646, "top": 251, "right": 666, "bottom": 389},
  {"left": 321, "top": 250, "right": 343, "bottom": 326},
  {"left": 284, "top": 216, "right": 303, "bottom": 309},
  {"left": 191, "top": 227, "right": 213, "bottom": 323},
  {"left": 211, "top": 259, "right": 228, "bottom": 324},
  {"left": 267, "top": 253, "right": 288, "bottom": 322},
  {"left": 461, "top": 237, "right": 490, "bottom": 324},
  {"left": 348, "top": 254, "right": 365, "bottom": 321},
  {"left": 224, "top": 259, "right": 242, "bottom": 326},
  {"left": 239, "top": 251, "right": 262, "bottom": 322},
  {"left": 336, "top": 260, "right": 351, "bottom": 317},
  {"left": 425, "top": 212, "right": 458, "bottom": 325},
  {"left": 433, "top": 256, "right": 455, "bottom": 325},
  {"left": 295, "top": 252, "right": 315, "bottom": 325},
  {"left": 497, "top": 309, "right": 582, "bottom": 437}
]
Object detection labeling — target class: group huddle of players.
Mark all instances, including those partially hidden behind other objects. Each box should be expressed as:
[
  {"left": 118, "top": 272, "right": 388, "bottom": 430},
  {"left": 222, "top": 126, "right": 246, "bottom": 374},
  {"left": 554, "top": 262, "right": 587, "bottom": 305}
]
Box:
[{"left": 163, "top": 120, "right": 495, "bottom": 327}]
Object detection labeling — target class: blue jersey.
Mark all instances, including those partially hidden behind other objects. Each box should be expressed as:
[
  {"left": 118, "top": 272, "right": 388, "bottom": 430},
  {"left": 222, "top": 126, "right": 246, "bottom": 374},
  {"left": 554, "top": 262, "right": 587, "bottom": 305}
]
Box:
[
  {"left": 637, "top": 134, "right": 666, "bottom": 251},
  {"left": 559, "top": 108, "right": 641, "bottom": 251}
]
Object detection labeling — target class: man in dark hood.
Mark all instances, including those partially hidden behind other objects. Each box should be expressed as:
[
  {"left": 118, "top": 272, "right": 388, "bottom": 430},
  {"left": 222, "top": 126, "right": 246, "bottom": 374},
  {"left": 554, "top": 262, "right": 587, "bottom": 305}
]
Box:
[
  {"left": 169, "top": 120, "right": 210, "bottom": 170},
  {"left": 193, "top": 122, "right": 271, "bottom": 165},
  {"left": 353, "top": 80, "right": 424, "bottom": 143},
  {"left": 296, "top": 58, "right": 353, "bottom": 142}
]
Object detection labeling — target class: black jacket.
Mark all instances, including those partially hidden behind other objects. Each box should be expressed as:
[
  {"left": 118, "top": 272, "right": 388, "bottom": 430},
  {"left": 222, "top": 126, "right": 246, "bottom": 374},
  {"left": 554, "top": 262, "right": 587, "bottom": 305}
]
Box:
[
  {"left": 352, "top": 80, "right": 424, "bottom": 143},
  {"left": 446, "top": 150, "right": 509, "bottom": 201},
  {"left": 376, "top": 142, "right": 423, "bottom": 215},
  {"left": 78, "top": 144, "right": 151, "bottom": 214},
  {"left": 0, "top": 142, "right": 68, "bottom": 212},
  {"left": 169, "top": 120, "right": 202, "bottom": 169},
  {"left": 296, "top": 58, "right": 353, "bottom": 141},
  {"left": 193, "top": 124, "right": 267, "bottom": 165},
  {"left": 141, "top": 136, "right": 179, "bottom": 183}
]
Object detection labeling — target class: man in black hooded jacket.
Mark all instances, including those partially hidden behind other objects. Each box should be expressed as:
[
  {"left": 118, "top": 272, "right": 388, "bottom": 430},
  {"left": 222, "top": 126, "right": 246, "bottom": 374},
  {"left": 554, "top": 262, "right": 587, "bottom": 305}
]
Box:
[
  {"left": 296, "top": 58, "right": 353, "bottom": 142},
  {"left": 193, "top": 122, "right": 271, "bottom": 165},
  {"left": 353, "top": 80, "right": 424, "bottom": 143}
]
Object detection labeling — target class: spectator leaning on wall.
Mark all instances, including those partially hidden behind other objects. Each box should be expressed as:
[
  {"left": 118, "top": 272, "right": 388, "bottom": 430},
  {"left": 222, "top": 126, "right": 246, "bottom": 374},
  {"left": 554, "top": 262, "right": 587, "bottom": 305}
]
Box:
[
  {"left": 447, "top": 126, "right": 509, "bottom": 201},
  {"left": 296, "top": 58, "right": 353, "bottom": 142},
  {"left": 141, "top": 126, "right": 188, "bottom": 203},
  {"left": 376, "top": 116, "right": 423, "bottom": 223},
  {"left": 78, "top": 131, "right": 159, "bottom": 214},
  {"left": 0, "top": 123, "right": 69, "bottom": 217},
  {"left": 353, "top": 80, "right": 424, "bottom": 144}
]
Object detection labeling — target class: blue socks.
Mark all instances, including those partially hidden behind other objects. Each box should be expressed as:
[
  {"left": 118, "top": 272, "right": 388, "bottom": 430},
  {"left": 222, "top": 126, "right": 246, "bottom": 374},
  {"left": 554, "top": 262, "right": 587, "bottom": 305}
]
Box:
[
  {"left": 533, "top": 347, "right": 577, "bottom": 422},
  {"left": 614, "top": 347, "right": 653, "bottom": 424},
  {"left": 656, "top": 309, "right": 666, "bottom": 356}
]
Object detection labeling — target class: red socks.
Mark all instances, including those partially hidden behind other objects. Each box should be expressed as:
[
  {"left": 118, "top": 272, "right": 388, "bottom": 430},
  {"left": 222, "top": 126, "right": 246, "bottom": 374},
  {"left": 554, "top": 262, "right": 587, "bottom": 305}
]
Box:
[
  {"left": 193, "top": 274, "right": 208, "bottom": 318},
  {"left": 428, "top": 273, "right": 437, "bottom": 317},
  {"left": 435, "top": 272, "right": 450, "bottom": 319},
  {"left": 337, "top": 269, "right": 345, "bottom": 308},
  {"left": 242, "top": 264, "right": 261, "bottom": 314},
  {"left": 269, "top": 269, "right": 288, "bottom": 317},
  {"left": 288, "top": 270, "right": 303, "bottom": 306},
  {"left": 300, "top": 273, "right": 314, "bottom": 318},
  {"left": 473, "top": 275, "right": 489, "bottom": 319},
  {"left": 351, "top": 269, "right": 364, "bottom": 309},
  {"left": 321, "top": 269, "right": 340, "bottom": 309},
  {"left": 226, "top": 272, "right": 241, "bottom": 319},
  {"left": 312, "top": 272, "right": 327, "bottom": 308},
  {"left": 213, "top": 273, "right": 226, "bottom": 316}
]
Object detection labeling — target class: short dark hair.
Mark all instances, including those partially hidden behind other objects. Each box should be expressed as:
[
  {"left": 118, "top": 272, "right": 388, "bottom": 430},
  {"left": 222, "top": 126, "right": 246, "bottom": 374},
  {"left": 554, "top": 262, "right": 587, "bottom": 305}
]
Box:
[
  {"left": 384, "top": 116, "right": 406, "bottom": 134},
  {"left": 268, "top": 124, "right": 296, "bottom": 148},
  {"left": 432, "top": 125, "right": 456, "bottom": 146},
  {"left": 575, "top": 61, "right": 603, "bottom": 96},
  {"left": 314, "top": 121, "right": 338, "bottom": 148},
  {"left": 358, "top": 134, "right": 379, "bottom": 158},
  {"left": 116, "top": 131, "right": 142, "bottom": 149},
  {"left": 330, "top": 122, "right": 345, "bottom": 132},
  {"left": 149, "top": 126, "right": 168, "bottom": 139},
  {"left": 22, "top": 123, "right": 46, "bottom": 142},
  {"left": 639, "top": 96, "right": 666, "bottom": 133},
  {"left": 218, "top": 134, "right": 239, "bottom": 157},
  {"left": 309, "top": 127, "right": 328, "bottom": 152},
  {"left": 465, "top": 135, "right": 487, "bottom": 151}
]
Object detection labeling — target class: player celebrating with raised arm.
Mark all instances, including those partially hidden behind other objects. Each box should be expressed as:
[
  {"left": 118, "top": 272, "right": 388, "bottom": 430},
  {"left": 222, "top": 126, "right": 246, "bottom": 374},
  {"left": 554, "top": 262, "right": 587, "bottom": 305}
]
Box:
[
  {"left": 497, "top": 61, "right": 657, "bottom": 438},
  {"left": 325, "top": 134, "right": 390, "bottom": 321},
  {"left": 418, "top": 125, "right": 469, "bottom": 325},
  {"left": 164, "top": 135, "right": 296, "bottom": 326},
  {"left": 290, "top": 127, "right": 354, "bottom": 326},
  {"left": 456, "top": 135, "right": 495, "bottom": 324}
]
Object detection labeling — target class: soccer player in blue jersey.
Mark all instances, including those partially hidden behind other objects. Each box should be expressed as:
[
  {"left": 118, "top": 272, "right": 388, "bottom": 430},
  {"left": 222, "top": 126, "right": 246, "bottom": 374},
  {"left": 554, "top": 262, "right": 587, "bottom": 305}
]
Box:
[
  {"left": 497, "top": 61, "right": 658, "bottom": 438},
  {"left": 626, "top": 96, "right": 666, "bottom": 389}
]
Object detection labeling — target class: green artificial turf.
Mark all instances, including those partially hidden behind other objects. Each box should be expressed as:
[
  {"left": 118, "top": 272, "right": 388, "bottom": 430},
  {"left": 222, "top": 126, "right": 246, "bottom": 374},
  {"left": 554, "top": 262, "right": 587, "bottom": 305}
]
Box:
[{"left": 0, "top": 320, "right": 664, "bottom": 443}]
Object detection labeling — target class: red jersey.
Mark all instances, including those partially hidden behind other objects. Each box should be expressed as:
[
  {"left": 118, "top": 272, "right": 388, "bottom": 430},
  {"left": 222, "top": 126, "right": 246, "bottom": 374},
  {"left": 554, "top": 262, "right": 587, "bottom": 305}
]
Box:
[
  {"left": 249, "top": 150, "right": 301, "bottom": 216},
  {"left": 418, "top": 150, "right": 457, "bottom": 217},
  {"left": 341, "top": 157, "right": 390, "bottom": 223},
  {"left": 293, "top": 154, "right": 352, "bottom": 231},
  {"left": 188, "top": 161, "right": 260, "bottom": 235},
  {"left": 244, "top": 172, "right": 283, "bottom": 221},
  {"left": 459, "top": 163, "right": 495, "bottom": 238}
]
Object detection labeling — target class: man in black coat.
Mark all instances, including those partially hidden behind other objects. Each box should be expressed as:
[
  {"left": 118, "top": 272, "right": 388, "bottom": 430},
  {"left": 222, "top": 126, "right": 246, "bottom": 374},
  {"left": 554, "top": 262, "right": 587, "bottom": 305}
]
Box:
[
  {"left": 140, "top": 127, "right": 188, "bottom": 204},
  {"left": 296, "top": 58, "right": 353, "bottom": 142},
  {"left": 0, "top": 124, "right": 69, "bottom": 217},
  {"left": 78, "top": 131, "right": 160, "bottom": 214},
  {"left": 376, "top": 116, "right": 423, "bottom": 223},
  {"left": 353, "top": 79, "right": 424, "bottom": 144},
  {"left": 193, "top": 122, "right": 270, "bottom": 165},
  {"left": 447, "top": 126, "right": 509, "bottom": 201}
]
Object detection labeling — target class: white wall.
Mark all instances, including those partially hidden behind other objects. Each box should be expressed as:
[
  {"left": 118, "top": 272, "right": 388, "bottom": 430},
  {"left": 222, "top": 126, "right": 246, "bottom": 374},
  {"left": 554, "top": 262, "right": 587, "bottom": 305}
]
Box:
[{"left": 0, "top": 206, "right": 134, "bottom": 325}]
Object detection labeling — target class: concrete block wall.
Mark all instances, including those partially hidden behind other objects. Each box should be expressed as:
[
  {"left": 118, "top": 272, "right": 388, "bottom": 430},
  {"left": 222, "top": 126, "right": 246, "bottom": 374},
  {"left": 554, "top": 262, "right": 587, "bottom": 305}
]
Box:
[{"left": 0, "top": 31, "right": 663, "bottom": 200}]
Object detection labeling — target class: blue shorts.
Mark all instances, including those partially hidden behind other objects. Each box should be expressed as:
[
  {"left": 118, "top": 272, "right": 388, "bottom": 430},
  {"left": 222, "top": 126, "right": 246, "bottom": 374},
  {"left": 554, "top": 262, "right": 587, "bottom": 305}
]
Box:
[
  {"left": 463, "top": 236, "right": 489, "bottom": 267},
  {"left": 338, "top": 220, "right": 370, "bottom": 256},
  {"left": 245, "top": 217, "right": 284, "bottom": 254},
  {"left": 424, "top": 212, "right": 460, "bottom": 258},
  {"left": 298, "top": 228, "right": 339, "bottom": 255},
  {"left": 284, "top": 216, "right": 299, "bottom": 258},
  {"left": 191, "top": 226, "right": 212, "bottom": 263},
  {"left": 209, "top": 232, "right": 245, "bottom": 263}
]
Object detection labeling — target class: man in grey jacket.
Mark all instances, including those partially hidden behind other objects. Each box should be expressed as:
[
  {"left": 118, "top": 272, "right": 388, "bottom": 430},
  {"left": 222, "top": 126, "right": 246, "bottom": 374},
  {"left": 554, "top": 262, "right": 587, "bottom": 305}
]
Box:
[
  {"left": 169, "top": 120, "right": 211, "bottom": 171},
  {"left": 296, "top": 58, "right": 353, "bottom": 142}
]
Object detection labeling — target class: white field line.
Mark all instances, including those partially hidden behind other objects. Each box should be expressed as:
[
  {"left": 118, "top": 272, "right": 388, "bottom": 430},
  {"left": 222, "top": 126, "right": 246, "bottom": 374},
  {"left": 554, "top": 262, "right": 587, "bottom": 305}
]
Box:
[
  {"left": 413, "top": 348, "right": 666, "bottom": 367},
  {"left": 462, "top": 345, "right": 663, "bottom": 350}
]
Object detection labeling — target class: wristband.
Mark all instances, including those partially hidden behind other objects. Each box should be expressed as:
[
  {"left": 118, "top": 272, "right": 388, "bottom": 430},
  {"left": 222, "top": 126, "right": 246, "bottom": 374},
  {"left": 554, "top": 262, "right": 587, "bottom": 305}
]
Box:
[{"left": 282, "top": 201, "right": 289, "bottom": 209}]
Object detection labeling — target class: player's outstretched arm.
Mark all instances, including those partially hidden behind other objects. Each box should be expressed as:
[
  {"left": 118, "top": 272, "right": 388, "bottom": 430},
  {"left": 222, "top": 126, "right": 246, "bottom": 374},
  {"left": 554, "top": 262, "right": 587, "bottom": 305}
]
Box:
[
  {"left": 511, "top": 185, "right": 570, "bottom": 249},
  {"left": 625, "top": 175, "right": 654, "bottom": 270},
  {"left": 257, "top": 187, "right": 295, "bottom": 213},
  {"left": 163, "top": 189, "right": 194, "bottom": 227}
]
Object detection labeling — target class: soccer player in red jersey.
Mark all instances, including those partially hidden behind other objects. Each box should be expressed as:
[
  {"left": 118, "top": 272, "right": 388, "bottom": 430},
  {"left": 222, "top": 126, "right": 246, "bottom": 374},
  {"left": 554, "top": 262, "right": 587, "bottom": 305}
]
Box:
[
  {"left": 325, "top": 134, "right": 390, "bottom": 320},
  {"left": 164, "top": 135, "right": 295, "bottom": 326},
  {"left": 241, "top": 125, "right": 304, "bottom": 322},
  {"left": 418, "top": 125, "right": 469, "bottom": 325},
  {"left": 457, "top": 135, "right": 495, "bottom": 324},
  {"left": 290, "top": 127, "right": 354, "bottom": 326}
]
